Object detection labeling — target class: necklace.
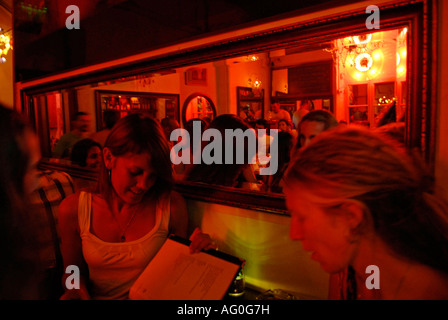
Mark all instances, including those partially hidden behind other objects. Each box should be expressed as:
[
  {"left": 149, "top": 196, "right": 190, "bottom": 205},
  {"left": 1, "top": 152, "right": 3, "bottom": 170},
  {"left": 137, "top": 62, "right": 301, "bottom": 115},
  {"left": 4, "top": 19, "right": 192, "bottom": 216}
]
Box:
[{"left": 111, "top": 207, "right": 139, "bottom": 242}]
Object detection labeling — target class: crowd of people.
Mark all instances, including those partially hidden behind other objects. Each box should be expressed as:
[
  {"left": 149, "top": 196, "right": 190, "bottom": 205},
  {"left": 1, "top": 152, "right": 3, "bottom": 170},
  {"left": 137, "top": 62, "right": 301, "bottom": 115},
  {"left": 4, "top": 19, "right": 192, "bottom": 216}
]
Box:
[
  {"left": 1, "top": 100, "right": 447, "bottom": 300},
  {"left": 48, "top": 99, "right": 332, "bottom": 194}
]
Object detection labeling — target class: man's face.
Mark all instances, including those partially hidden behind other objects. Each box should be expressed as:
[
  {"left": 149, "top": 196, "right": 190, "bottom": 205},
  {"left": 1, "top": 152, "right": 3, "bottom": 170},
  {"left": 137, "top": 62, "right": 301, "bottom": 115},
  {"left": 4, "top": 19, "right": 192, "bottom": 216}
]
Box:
[
  {"left": 272, "top": 103, "right": 281, "bottom": 113},
  {"left": 299, "top": 120, "right": 325, "bottom": 149},
  {"left": 76, "top": 115, "right": 91, "bottom": 133}
]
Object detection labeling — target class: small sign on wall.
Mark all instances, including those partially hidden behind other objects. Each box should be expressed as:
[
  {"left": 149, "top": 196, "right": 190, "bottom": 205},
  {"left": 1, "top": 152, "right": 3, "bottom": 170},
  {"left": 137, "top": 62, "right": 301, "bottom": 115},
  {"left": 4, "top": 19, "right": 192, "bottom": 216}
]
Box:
[{"left": 185, "top": 67, "right": 207, "bottom": 86}]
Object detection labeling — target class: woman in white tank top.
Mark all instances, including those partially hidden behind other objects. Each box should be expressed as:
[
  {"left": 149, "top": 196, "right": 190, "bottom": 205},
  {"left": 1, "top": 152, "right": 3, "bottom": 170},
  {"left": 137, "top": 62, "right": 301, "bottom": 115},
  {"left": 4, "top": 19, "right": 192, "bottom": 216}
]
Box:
[{"left": 58, "top": 113, "right": 216, "bottom": 300}]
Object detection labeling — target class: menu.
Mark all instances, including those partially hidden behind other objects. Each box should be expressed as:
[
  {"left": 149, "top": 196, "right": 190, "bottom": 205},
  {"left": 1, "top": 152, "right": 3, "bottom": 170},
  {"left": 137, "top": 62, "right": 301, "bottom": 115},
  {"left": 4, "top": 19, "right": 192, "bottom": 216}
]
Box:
[{"left": 129, "top": 235, "right": 244, "bottom": 300}]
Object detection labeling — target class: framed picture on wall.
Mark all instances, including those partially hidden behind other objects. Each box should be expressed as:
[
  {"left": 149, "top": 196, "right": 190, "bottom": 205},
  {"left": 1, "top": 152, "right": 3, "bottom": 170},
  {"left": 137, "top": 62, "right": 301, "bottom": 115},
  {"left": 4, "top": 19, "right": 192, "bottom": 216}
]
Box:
[
  {"left": 185, "top": 67, "right": 207, "bottom": 86},
  {"left": 237, "top": 86, "right": 264, "bottom": 123}
]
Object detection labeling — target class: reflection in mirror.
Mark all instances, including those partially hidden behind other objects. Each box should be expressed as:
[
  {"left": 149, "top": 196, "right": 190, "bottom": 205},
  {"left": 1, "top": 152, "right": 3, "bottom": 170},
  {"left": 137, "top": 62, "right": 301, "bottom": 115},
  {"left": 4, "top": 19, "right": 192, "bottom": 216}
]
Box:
[
  {"left": 182, "top": 94, "right": 216, "bottom": 126},
  {"left": 348, "top": 84, "right": 368, "bottom": 105},
  {"left": 33, "top": 26, "right": 409, "bottom": 197},
  {"left": 45, "top": 92, "right": 64, "bottom": 152},
  {"left": 331, "top": 28, "right": 407, "bottom": 130},
  {"left": 96, "top": 90, "right": 180, "bottom": 131}
]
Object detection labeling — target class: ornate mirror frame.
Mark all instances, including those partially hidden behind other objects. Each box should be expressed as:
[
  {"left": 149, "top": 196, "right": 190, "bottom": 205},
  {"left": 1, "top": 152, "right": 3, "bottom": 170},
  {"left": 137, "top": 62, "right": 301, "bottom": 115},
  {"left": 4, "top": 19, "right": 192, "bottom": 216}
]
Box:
[{"left": 18, "top": 0, "right": 438, "bottom": 215}]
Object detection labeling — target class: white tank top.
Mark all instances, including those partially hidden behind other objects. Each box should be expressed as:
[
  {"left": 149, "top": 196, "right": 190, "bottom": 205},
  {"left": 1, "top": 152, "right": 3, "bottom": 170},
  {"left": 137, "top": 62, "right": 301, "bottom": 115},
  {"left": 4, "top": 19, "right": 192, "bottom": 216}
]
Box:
[{"left": 77, "top": 191, "right": 170, "bottom": 300}]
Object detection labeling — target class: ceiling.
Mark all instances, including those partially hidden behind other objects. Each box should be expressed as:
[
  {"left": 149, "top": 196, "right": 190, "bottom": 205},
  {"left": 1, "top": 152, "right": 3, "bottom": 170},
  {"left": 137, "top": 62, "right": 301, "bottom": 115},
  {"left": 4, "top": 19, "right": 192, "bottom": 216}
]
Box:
[
  {"left": 0, "top": 0, "right": 12, "bottom": 13},
  {"left": 14, "top": 0, "right": 360, "bottom": 81},
  {"left": 0, "top": 0, "right": 12, "bottom": 30}
]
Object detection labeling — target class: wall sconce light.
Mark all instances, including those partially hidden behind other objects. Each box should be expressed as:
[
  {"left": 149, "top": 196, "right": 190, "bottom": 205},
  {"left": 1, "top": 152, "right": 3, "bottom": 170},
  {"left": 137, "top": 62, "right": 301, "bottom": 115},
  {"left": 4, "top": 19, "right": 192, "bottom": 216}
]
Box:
[
  {"left": 326, "top": 33, "right": 384, "bottom": 81},
  {"left": 248, "top": 74, "right": 262, "bottom": 88},
  {"left": 355, "top": 53, "right": 373, "bottom": 72},
  {"left": 0, "top": 28, "right": 12, "bottom": 63},
  {"left": 245, "top": 55, "right": 259, "bottom": 62},
  {"left": 397, "top": 28, "right": 407, "bottom": 78},
  {"left": 253, "top": 79, "right": 262, "bottom": 88},
  {"left": 352, "top": 34, "right": 372, "bottom": 45}
]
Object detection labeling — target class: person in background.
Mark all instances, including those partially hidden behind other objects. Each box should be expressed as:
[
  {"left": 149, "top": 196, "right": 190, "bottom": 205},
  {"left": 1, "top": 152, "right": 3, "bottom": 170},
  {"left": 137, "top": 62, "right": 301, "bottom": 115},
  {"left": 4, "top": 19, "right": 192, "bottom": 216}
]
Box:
[
  {"left": 239, "top": 105, "right": 255, "bottom": 122},
  {"left": 90, "top": 110, "right": 120, "bottom": 147},
  {"left": 70, "top": 138, "right": 102, "bottom": 170},
  {"left": 0, "top": 105, "right": 42, "bottom": 299},
  {"left": 160, "top": 117, "right": 180, "bottom": 146},
  {"left": 269, "top": 97, "right": 292, "bottom": 123},
  {"left": 265, "top": 110, "right": 337, "bottom": 194},
  {"left": 186, "top": 114, "right": 259, "bottom": 189},
  {"left": 294, "top": 110, "right": 338, "bottom": 151},
  {"left": 202, "top": 116, "right": 212, "bottom": 127},
  {"left": 53, "top": 112, "right": 91, "bottom": 159},
  {"left": 70, "top": 138, "right": 103, "bottom": 191},
  {"left": 292, "top": 99, "right": 313, "bottom": 130},
  {"left": 28, "top": 169, "right": 75, "bottom": 299},
  {"left": 284, "top": 127, "right": 448, "bottom": 299},
  {"left": 171, "top": 118, "right": 206, "bottom": 180},
  {"left": 278, "top": 118, "right": 297, "bottom": 139},
  {"left": 265, "top": 130, "right": 294, "bottom": 193},
  {"left": 58, "top": 112, "right": 216, "bottom": 300},
  {"left": 254, "top": 119, "right": 273, "bottom": 166}
]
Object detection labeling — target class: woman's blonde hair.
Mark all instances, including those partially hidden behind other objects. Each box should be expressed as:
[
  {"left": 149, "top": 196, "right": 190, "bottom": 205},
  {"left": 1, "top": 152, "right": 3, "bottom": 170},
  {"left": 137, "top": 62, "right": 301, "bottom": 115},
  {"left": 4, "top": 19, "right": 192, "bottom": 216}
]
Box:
[{"left": 284, "top": 126, "right": 448, "bottom": 273}]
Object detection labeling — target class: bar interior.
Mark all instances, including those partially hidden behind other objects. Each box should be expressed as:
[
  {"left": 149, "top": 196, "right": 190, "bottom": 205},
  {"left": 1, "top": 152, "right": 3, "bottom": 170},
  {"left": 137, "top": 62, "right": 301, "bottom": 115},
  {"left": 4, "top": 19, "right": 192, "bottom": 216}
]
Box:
[{"left": 1, "top": 0, "right": 448, "bottom": 301}]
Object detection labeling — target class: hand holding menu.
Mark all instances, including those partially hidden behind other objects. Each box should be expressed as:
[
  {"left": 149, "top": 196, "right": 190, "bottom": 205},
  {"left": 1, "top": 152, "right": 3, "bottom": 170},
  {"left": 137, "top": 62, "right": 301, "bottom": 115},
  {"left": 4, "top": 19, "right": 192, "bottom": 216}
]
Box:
[{"left": 129, "top": 235, "right": 244, "bottom": 300}]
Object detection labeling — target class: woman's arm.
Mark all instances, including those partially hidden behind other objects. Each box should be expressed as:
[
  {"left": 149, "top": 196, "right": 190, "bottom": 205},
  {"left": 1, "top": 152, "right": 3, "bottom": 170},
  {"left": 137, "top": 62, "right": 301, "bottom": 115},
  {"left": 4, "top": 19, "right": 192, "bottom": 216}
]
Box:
[
  {"left": 58, "top": 193, "right": 91, "bottom": 300},
  {"left": 242, "top": 165, "right": 258, "bottom": 183}
]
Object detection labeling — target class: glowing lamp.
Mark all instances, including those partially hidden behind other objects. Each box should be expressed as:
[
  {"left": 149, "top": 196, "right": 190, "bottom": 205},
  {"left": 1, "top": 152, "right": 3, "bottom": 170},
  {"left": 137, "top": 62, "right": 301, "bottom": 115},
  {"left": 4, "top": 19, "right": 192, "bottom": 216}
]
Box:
[
  {"left": 397, "top": 66, "right": 406, "bottom": 77},
  {"left": 354, "top": 72, "right": 363, "bottom": 81},
  {"left": 400, "top": 28, "right": 408, "bottom": 37},
  {"left": 353, "top": 34, "right": 372, "bottom": 45},
  {"left": 400, "top": 47, "right": 407, "bottom": 58},
  {"left": 373, "top": 51, "right": 382, "bottom": 60},
  {"left": 249, "top": 55, "right": 259, "bottom": 61},
  {"left": 355, "top": 53, "right": 373, "bottom": 72},
  {"left": 0, "top": 29, "right": 12, "bottom": 63},
  {"left": 253, "top": 80, "right": 262, "bottom": 88}
]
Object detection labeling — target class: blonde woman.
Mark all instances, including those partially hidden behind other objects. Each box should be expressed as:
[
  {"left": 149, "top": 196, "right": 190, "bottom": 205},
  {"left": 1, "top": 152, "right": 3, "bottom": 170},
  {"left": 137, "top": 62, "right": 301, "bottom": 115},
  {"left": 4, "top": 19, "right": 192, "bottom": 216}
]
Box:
[{"left": 284, "top": 127, "right": 448, "bottom": 299}]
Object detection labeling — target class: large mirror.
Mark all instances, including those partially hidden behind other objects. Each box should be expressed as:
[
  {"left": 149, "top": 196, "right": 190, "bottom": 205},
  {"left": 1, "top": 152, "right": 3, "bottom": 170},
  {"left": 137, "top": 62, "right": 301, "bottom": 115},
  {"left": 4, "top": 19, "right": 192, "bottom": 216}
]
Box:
[{"left": 20, "top": 1, "right": 436, "bottom": 215}]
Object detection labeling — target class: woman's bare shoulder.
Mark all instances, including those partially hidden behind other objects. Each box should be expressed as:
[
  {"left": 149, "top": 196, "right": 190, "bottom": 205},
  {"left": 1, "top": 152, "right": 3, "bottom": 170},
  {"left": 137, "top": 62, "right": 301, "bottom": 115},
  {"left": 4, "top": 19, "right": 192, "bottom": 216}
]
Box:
[
  {"left": 59, "top": 192, "right": 81, "bottom": 218},
  {"left": 170, "top": 190, "right": 185, "bottom": 204}
]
